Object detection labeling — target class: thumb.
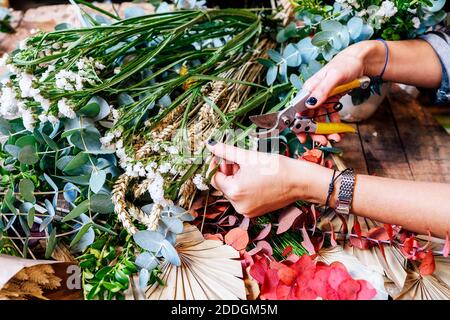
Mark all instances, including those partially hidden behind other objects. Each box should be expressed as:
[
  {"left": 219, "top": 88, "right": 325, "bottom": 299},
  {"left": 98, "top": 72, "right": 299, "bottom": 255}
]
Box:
[
  {"left": 206, "top": 140, "right": 246, "bottom": 164},
  {"left": 210, "top": 171, "right": 233, "bottom": 195}
]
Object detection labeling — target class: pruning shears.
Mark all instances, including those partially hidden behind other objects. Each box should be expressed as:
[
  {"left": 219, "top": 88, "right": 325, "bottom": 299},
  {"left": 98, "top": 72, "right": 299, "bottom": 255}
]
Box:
[{"left": 250, "top": 76, "right": 371, "bottom": 138}]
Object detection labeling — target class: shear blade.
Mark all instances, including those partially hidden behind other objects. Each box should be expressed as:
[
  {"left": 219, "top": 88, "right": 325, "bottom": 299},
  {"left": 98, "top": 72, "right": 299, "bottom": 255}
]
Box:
[{"left": 249, "top": 112, "right": 281, "bottom": 130}]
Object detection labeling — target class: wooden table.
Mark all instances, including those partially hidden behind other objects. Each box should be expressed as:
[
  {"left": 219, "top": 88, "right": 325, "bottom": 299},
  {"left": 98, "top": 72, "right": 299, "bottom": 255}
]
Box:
[
  {"left": 337, "top": 85, "right": 450, "bottom": 183},
  {"left": 2, "top": 4, "right": 450, "bottom": 184}
]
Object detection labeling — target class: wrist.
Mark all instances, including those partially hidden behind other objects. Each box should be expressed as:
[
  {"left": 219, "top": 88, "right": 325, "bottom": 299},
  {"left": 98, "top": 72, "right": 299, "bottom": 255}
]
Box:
[
  {"left": 358, "top": 40, "right": 388, "bottom": 78},
  {"left": 289, "top": 159, "right": 335, "bottom": 204}
]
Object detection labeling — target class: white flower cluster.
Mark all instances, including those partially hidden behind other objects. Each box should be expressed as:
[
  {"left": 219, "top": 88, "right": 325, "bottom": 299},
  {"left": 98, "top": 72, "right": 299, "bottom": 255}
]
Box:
[
  {"left": 55, "top": 57, "right": 104, "bottom": 91},
  {"left": 57, "top": 98, "right": 76, "bottom": 119},
  {"left": 0, "top": 54, "right": 52, "bottom": 131},
  {"left": 375, "top": 1, "right": 397, "bottom": 18},
  {"left": 193, "top": 173, "right": 209, "bottom": 191}
]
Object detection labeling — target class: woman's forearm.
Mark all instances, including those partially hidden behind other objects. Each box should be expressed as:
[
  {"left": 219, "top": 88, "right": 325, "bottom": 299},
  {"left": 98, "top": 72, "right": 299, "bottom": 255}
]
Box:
[
  {"left": 355, "top": 39, "right": 443, "bottom": 89},
  {"left": 297, "top": 162, "right": 450, "bottom": 238}
]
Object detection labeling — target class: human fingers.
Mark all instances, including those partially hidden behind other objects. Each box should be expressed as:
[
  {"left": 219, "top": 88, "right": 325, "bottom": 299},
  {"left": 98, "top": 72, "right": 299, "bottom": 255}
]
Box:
[
  {"left": 305, "top": 68, "right": 346, "bottom": 109},
  {"left": 206, "top": 140, "right": 247, "bottom": 164}
]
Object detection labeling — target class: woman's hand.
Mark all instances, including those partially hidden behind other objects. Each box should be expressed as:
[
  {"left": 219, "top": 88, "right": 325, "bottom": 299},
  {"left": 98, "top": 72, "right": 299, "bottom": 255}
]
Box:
[
  {"left": 206, "top": 141, "right": 332, "bottom": 218},
  {"left": 298, "top": 41, "right": 384, "bottom": 145}
]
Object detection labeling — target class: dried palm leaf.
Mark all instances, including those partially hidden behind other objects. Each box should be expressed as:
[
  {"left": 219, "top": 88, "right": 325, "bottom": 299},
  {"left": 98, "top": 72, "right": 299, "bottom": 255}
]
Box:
[
  {"left": 146, "top": 224, "right": 246, "bottom": 300},
  {"left": 391, "top": 261, "right": 450, "bottom": 300}
]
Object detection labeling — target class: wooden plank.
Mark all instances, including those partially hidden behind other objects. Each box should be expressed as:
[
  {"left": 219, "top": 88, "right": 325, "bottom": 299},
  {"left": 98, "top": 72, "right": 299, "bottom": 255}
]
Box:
[
  {"left": 0, "top": 10, "right": 23, "bottom": 54},
  {"left": 388, "top": 85, "right": 450, "bottom": 183},
  {"left": 356, "top": 96, "right": 414, "bottom": 180},
  {"left": 335, "top": 125, "right": 369, "bottom": 175}
]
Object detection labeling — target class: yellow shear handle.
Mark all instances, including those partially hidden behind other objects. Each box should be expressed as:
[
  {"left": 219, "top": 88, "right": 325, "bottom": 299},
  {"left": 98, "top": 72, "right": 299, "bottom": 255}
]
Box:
[
  {"left": 328, "top": 76, "right": 371, "bottom": 97},
  {"left": 316, "top": 123, "right": 356, "bottom": 134}
]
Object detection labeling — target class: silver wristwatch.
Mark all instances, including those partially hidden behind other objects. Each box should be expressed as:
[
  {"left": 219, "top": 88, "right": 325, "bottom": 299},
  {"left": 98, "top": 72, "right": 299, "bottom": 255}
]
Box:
[{"left": 335, "top": 169, "right": 355, "bottom": 215}]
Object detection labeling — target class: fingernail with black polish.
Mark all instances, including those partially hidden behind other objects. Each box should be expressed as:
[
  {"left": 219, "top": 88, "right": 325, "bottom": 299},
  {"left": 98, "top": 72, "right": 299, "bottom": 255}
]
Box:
[
  {"left": 306, "top": 97, "right": 317, "bottom": 105},
  {"left": 208, "top": 138, "right": 217, "bottom": 146}
]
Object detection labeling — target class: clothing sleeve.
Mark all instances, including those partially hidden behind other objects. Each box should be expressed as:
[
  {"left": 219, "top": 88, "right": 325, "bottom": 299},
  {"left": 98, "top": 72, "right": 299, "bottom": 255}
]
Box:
[{"left": 420, "top": 30, "right": 450, "bottom": 104}]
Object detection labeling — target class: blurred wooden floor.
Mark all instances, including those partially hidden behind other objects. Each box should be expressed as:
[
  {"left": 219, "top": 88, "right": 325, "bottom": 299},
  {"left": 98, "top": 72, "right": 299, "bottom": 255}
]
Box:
[{"left": 337, "top": 85, "right": 450, "bottom": 183}]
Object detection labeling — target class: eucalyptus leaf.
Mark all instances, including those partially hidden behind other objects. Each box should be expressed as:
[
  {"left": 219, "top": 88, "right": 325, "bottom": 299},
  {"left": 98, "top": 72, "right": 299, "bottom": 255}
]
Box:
[
  {"left": 45, "top": 228, "right": 57, "bottom": 259},
  {"left": 4, "top": 144, "right": 20, "bottom": 158},
  {"left": 63, "top": 152, "right": 90, "bottom": 173},
  {"left": 78, "top": 102, "right": 100, "bottom": 118},
  {"left": 63, "top": 182, "right": 79, "bottom": 204},
  {"left": 18, "top": 145, "right": 39, "bottom": 165},
  {"left": 133, "top": 230, "right": 164, "bottom": 252},
  {"left": 89, "top": 169, "right": 106, "bottom": 194},
  {"left": 135, "top": 252, "right": 158, "bottom": 271},
  {"left": 289, "top": 74, "right": 303, "bottom": 90},
  {"left": 159, "top": 239, "right": 181, "bottom": 266},
  {"left": 266, "top": 65, "right": 278, "bottom": 86},
  {"left": 19, "top": 179, "right": 35, "bottom": 202},
  {"left": 311, "top": 31, "right": 335, "bottom": 47},
  {"left": 89, "top": 96, "right": 111, "bottom": 121},
  {"left": 62, "top": 199, "right": 90, "bottom": 222},
  {"left": 347, "top": 17, "right": 363, "bottom": 40},
  {"left": 71, "top": 223, "right": 95, "bottom": 251},
  {"left": 160, "top": 216, "right": 183, "bottom": 234},
  {"left": 139, "top": 269, "right": 150, "bottom": 289},
  {"left": 4, "top": 188, "right": 17, "bottom": 215},
  {"left": 267, "top": 49, "right": 283, "bottom": 63},
  {"left": 89, "top": 193, "right": 114, "bottom": 214},
  {"left": 27, "top": 207, "right": 35, "bottom": 228},
  {"left": 283, "top": 43, "right": 302, "bottom": 67},
  {"left": 15, "top": 135, "right": 36, "bottom": 148},
  {"left": 40, "top": 131, "right": 58, "bottom": 151}
]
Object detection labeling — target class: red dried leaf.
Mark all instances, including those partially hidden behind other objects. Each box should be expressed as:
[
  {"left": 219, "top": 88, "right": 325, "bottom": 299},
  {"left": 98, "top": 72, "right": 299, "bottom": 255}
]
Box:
[
  {"left": 367, "top": 227, "right": 390, "bottom": 241},
  {"left": 291, "top": 253, "right": 315, "bottom": 275},
  {"left": 204, "top": 212, "right": 223, "bottom": 219},
  {"left": 281, "top": 246, "right": 293, "bottom": 257},
  {"left": 356, "top": 280, "right": 377, "bottom": 300},
  {"left": 419, "top": 250, "right": 435, "bottom": 276},
  {"left": 311, "top": 234, "right": 325, "bottom": 252},
  {"left": 301, "top": 226, "right": 316, "bottom": 255},
  {"left": 353, "top": 219, "right": 362, "bottom": 238},
  {"left": 310, "top": 204, "right": 318, "bottom": 234},
  {"left": 224, "top": 227, "right": 249, "bottom": 251},
  {"left": 260, "top": 269, "right": 279, "bottom": 300},
  {"left": 254, "top": 223, "right": 272, "bottom": 241},
  {"left": 278, "top": 266, "right": 297, "bottom": 286},
  {"left": 247, "top": 246, "right": 262, "bottom": 256},
  {"left": 402, "top": 236, "right": 416, "bottom": 259},
  {"left": 301, "top": 148, "right": 322, "bottom": 164},
  {"left": 240, "top": 217, "right": 250, "bottom": 231},
  {"left": 329, "top": 222, "right": 337, "bottom": 247},
  {"left": 444, "top": 232, "right": 449, "bottom": 258},
  {"left": 384, "top": 223, "right": 394, "bottom": 242},
  {"left": 349, "top": 237, "right": 370, "bottom": 250},
  {"left": 285, "top": 254, "right": 300, "bottom": 264},
  {"left": 241, "top": 251, "right": 254, "bottom": 269},
  {"left": 248, "top": 240, "right": 273, "bottom": 256},
  {"left": 249, "top": 256, "right": 269, "bottom": 284},
  {"left": 276, "top": 206, "right": 302, "bottom": 234},
  {"left": 204, "top": 233, "right": 224, "bottom": 242},
  {"left": 256, "top": 240, "right": 273, "bottom": 256},
  {"left": 217, "top": 215, "right": 237, "bottom": 227}
]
